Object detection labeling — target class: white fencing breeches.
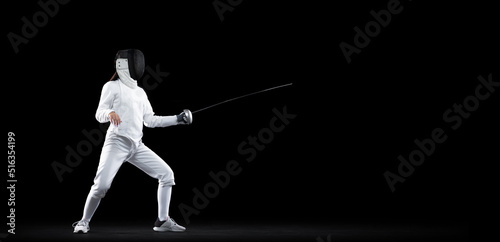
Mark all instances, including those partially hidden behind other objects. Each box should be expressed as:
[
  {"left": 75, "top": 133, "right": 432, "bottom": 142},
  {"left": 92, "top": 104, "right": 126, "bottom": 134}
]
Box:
[{"left": 81, "top": 132, "right": 175, "bottom": 222}]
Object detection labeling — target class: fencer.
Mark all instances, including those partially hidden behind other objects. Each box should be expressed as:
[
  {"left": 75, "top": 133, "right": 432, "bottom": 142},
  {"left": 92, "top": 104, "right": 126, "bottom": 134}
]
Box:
[{"left": 73, "top": 49, "right": 191, "bottom": 233}]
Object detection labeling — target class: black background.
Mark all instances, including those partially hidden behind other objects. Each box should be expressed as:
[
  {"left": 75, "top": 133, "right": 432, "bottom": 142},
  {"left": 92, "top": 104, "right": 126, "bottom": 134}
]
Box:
[{"left": 3, "top": 0, "right": 498, "bottom": 238}]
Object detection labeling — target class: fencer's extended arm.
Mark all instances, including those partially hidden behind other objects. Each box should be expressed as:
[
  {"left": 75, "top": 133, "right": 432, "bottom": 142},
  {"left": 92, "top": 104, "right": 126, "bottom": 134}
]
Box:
[
  {"left": 143, "top": 97, "right": 178, "bottom": 128},
  {"left": 95, "top": 82, "right": 116, "bottom": 123}
]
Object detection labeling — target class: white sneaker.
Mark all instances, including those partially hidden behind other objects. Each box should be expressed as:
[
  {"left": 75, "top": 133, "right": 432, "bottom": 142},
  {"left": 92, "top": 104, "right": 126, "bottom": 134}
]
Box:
[
  {"left": 153, "top": 217, "right": 186, "bottom": 232},
  {"left": 72, "top": 220, "right": 90, "bottom": 234}
]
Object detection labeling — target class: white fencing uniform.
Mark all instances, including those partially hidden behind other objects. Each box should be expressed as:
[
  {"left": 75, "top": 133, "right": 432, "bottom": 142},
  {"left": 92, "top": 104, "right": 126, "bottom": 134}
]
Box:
[{"left": 81, "top": 78, "right": 178, "bottom": 222}]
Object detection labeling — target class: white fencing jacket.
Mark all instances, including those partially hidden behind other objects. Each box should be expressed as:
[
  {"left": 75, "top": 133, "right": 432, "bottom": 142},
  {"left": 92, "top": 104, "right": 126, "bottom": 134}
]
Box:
[{"left": 95, "top": 79, "right": 178, "bottom": 144}]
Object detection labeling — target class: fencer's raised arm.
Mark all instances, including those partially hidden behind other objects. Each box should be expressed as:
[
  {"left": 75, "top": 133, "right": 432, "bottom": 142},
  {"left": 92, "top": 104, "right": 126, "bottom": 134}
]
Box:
[
  {"left": 95, "top": 82, "right": 116, "bottom": 123},
  {"left": 143, "top": 96, "right": 178, "bottom": 128}
]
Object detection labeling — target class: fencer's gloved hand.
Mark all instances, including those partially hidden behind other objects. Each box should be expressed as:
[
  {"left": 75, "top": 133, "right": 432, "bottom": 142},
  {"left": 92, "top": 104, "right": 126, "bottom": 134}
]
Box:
[
  {"left": 176, "top": 109, "right": 193, "bottom": 125},
  {"left": 177, "top": 112, "right": 187, "bottom": 125}
]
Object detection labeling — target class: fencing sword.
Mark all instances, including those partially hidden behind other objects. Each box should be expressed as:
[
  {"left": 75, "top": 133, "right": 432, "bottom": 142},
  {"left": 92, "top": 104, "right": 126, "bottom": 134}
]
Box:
[
  {"left": 193, "top": 82, "right": 293, "bottom": 114},
  {"left": 182, "top": 83, "right": 293, "bottom": 124}
]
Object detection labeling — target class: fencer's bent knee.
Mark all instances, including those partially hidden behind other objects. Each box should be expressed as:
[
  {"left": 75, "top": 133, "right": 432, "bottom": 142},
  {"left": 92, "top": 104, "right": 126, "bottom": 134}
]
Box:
[
  {"left": 158, "top": 167, "right": 175, "bottom": 186},
  {"left": 90, "top": 183, "right": 111, "bottom": 199}
]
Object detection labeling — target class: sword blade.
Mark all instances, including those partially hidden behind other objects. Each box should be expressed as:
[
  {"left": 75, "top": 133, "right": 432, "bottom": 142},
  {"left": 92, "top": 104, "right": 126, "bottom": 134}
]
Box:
[{"left": 192, "top": 83, "right": 293, "bottom": 114}]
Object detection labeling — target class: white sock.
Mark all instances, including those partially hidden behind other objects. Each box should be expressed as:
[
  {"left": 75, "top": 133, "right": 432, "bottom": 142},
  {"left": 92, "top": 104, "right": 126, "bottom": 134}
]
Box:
[
  {"left": 158, "top": 185, "right": 172, "bottom": 221},
  {"left": 82, "top": 193, "right": 101, "bottom": 222}
]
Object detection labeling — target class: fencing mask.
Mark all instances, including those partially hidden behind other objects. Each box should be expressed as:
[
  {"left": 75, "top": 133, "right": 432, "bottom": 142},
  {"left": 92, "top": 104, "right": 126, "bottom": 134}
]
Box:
[{"left": 115, "top": 49, "right": 145, "bottom": 80}]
